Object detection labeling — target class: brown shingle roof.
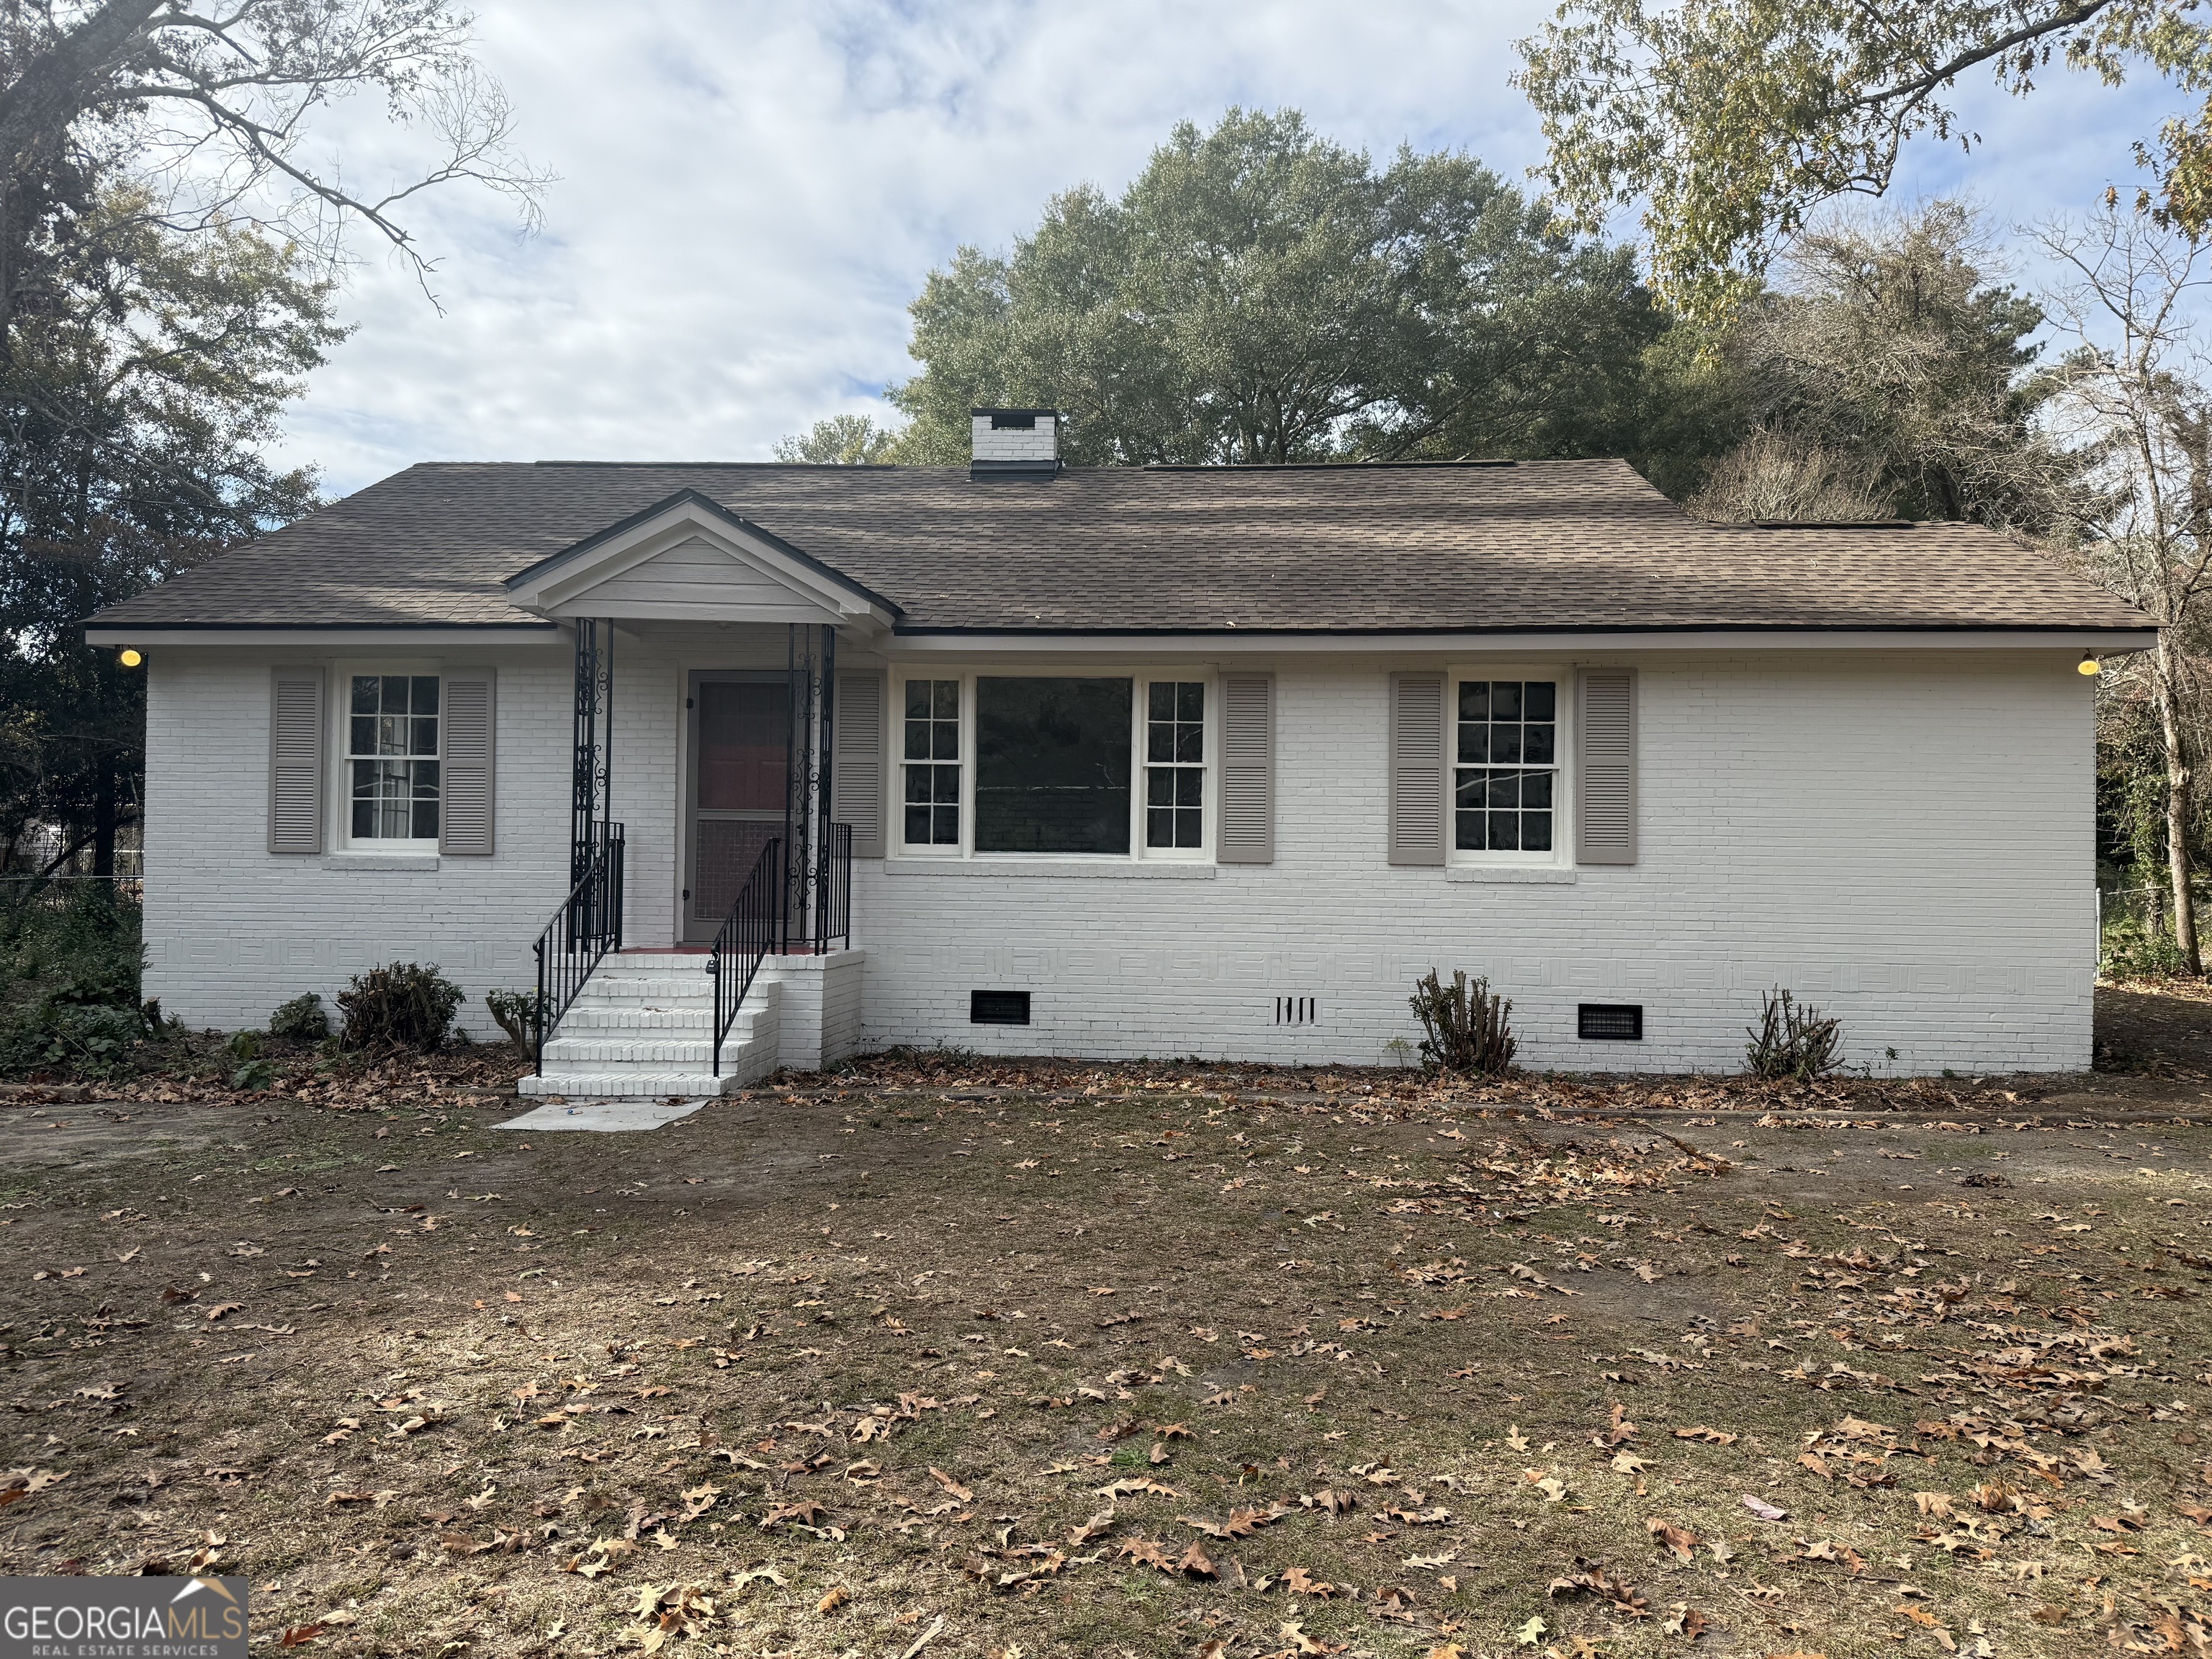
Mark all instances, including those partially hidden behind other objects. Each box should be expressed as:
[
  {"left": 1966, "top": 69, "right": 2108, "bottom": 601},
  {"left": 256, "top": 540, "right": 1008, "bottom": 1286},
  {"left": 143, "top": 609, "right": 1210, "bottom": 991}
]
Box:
[{"left": 86, "top": 457, "right": 2151, "bottom": 634}]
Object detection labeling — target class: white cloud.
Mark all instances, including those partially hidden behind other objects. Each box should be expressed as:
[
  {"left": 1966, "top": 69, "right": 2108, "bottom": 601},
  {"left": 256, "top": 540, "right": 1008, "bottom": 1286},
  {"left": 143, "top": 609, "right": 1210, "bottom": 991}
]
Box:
[{"left": 269, "top": 0, "right": 2193, "bottom": 495}]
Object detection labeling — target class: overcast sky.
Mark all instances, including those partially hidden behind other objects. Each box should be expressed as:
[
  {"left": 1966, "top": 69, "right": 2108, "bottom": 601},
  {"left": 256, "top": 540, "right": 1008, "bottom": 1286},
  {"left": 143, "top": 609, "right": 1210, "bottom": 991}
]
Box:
[{"left": 274, "top": 0, "right": 2186, "bottom": 496}]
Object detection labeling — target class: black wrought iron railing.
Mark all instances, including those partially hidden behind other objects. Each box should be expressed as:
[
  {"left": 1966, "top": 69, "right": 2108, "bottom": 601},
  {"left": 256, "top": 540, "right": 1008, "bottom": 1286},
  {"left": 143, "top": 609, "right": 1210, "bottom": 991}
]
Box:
[
  {"left": 711, "top": 836, "right": 784, "bottom": 1076},
  {"left": 805, "top": 820, "right": 853, "bottom": 954},
  {"left": 531, "top": 824, "right": 626, "bottom": 1075}
]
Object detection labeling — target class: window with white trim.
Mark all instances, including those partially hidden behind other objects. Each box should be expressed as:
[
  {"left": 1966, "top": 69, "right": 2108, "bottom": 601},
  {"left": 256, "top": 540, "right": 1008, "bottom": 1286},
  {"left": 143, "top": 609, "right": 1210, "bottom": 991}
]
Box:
[
  {"left": 348, "top": 673, "right": 441, "bottom": 842},
  {"left": 891, "top": 670, "right": 1215, "bottom": 860},
  {"left": 902, "top": 678, "right": 961, "bottom": 847},
  {"left": 1454, "top": 678, "right": 1557, "bottom": 853},
  {"left": 1145, "top": 680, "right": 1205, "bottom": 849}
]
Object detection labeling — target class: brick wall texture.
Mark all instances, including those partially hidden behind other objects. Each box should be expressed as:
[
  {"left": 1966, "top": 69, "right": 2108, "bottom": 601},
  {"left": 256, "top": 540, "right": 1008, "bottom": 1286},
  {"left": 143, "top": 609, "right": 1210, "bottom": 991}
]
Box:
[{"left": 144, "top": 639, "right": 2093, "bottom": 1072}]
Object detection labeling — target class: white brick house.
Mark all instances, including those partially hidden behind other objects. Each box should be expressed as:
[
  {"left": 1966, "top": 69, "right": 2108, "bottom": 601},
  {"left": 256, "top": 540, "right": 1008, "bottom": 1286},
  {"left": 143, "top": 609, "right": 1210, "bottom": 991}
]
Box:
[{"left": 86, "top": 410, "right": 2155, "bottom": 1087}]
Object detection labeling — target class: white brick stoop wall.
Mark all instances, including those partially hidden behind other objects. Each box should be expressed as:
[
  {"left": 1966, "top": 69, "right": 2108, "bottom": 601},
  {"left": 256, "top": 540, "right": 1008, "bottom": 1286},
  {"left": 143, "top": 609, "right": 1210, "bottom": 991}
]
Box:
[{"left": 515, "top": 948, "right": 866, "bottom": 1100}]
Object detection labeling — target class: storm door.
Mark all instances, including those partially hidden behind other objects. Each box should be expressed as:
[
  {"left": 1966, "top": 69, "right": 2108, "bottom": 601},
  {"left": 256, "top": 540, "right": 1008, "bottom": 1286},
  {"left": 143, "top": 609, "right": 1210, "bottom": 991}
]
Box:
[{"left": 683, "top": 673, "right": 789, "bottom": 944}]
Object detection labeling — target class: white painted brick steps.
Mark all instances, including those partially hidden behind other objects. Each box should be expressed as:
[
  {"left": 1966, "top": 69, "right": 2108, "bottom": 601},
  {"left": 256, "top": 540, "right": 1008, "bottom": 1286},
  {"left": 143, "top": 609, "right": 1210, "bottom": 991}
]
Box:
[{"left": 515, "top": 952, "right": 781, "bottom": 1099}]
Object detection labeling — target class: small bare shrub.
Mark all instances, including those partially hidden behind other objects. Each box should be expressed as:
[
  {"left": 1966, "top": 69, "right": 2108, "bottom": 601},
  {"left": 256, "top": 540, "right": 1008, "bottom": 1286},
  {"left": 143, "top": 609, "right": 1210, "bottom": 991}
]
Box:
[
  {"left": 338, "top": 963, "right": 463, "bottom": 1053},
  {"left": 1745, "top": 987, "right": 1842, "bottom": 1081},
  {"left": 1409, "top": 968, "right": 1516, "bottom": 1075}
]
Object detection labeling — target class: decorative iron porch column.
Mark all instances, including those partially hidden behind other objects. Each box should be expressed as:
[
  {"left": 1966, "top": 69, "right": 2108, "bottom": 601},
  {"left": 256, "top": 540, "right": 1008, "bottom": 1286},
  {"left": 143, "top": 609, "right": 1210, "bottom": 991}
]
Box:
[
  {"left": 784, "top": 622, "right": 835, "bottom": 951},
  {"left": 571, "top": 619, "right": 615, "bottom": 883}
]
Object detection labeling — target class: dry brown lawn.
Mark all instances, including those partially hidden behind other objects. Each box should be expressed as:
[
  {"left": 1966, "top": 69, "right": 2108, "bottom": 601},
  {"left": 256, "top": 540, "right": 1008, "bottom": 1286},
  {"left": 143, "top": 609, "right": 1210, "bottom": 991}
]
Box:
[{"left": 4, "top": 997, "right": 2212, "bottom": 1658}]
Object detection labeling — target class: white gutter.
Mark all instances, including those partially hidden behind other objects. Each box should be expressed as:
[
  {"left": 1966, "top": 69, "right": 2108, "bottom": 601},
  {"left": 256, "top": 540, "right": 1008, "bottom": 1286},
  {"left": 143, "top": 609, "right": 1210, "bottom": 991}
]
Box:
[
  {"left": 83, "top": 626, "right": 566, "bottom": 647},
  {"left": 883, "top": 627, "right": 2162, "bottom": 657}
]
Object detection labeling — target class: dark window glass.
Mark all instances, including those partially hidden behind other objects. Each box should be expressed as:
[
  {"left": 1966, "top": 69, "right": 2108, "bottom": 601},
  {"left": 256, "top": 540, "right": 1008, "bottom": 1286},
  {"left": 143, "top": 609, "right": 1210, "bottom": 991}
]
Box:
[
  {"left": 903, "top": 760, "right": 960, "bottom": 847},
  {"left": 1453, "top": 680, "right": 1558, "bottom": 853},
  {"left": 976, "top": 677, "right": 1132, "bottom": 854},
  {"left": 349, "top": 675, "right": 439, "bottom": 839},
  {"left": 697, "top": 680, "right": 789, "bottom": 811},
  {"left": 1146, "top": 765, "right": 1203, "bottom": 848}
]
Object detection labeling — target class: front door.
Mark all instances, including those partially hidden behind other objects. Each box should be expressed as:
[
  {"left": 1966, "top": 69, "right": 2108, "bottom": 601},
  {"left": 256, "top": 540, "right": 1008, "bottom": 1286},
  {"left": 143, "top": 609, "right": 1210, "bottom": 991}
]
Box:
[{"left": 683, "top": 673, "right": 788, "bottom": 944}]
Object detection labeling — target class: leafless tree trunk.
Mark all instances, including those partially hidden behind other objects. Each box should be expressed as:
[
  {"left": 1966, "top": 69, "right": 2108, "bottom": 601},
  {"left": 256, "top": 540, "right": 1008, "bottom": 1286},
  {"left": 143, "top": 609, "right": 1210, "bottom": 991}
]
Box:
[{"left": 2156, "top": 629, "right": 2203, "bottom": 970}]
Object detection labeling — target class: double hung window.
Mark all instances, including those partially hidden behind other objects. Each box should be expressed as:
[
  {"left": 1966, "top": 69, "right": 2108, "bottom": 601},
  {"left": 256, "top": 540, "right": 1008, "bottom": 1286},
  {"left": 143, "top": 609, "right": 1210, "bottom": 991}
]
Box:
[
  {"left": 902, "top": 678, "right": 961, "bottom": 846},
  {"left": 1454, "top": 679, "right": 1557, "bottom": 854},
  {"left": 1145, "top": 681, "right": 1205, "bottom": 849},
  {"left": 348, "top": 674, "right": 440, "bottom": 842}
]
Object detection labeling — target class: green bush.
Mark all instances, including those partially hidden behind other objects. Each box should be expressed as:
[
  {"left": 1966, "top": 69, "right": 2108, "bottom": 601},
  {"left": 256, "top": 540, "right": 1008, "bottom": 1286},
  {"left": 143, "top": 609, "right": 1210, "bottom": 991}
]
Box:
[
  {"left": 269, "top": 993, "right": 330, "bottom": 1041},
  {"left": 337, "top": 962, "right": 463, "bottom": 1053},
  {"left": 484, "top": 989, "right": 541, "bottom": 1051},
  {"left": 0, "top": 884, "right": 148, "bottom": 1077},
  {"left": 42, "top": 1004, "right": 145, "bottom": 1075},
  {"left": 2101, "top": 925, "right": 2192, "bottom": 982}
]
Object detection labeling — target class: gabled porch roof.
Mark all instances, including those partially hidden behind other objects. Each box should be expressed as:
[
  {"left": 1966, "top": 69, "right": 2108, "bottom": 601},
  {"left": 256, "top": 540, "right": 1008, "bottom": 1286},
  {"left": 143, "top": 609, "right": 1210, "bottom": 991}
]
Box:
[{"left": 501, "top": 489, "right": 901, "bottom": 631}]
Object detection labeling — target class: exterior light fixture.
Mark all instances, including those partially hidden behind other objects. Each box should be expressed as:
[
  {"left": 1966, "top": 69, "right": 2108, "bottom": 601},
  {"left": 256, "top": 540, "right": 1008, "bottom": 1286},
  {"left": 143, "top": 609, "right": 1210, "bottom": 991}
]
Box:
[
  {"left": 2078, "top": 653, "right": 2102, "bottom": 676},
  {"left": 118, "top": 648, "right": 142, "bottom": 668}
]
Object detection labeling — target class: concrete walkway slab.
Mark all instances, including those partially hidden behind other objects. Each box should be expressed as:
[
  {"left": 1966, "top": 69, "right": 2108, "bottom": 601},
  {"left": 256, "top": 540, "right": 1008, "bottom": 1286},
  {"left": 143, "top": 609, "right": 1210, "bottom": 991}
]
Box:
[{"left": 495, "top": 1097, "right": 706, "bottom": 1133}]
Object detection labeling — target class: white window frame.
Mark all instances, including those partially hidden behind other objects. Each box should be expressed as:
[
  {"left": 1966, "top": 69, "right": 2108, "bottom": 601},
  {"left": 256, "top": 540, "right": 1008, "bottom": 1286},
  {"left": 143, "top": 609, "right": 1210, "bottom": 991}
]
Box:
[
  {"left": 336, "top": 662, "right": 444, "bottom": 850},
  {"left": 1446, "top": 662, "right": 1572, "bottom": 869},
  {"left": 889, "top": 667, "right": 1218, "bottom": 863},
  {"left": 896, "top": 673, "right": 965, "bottom": 857},
  {"left": 1137, "top": 675, "right": 1212, "bottom": 862}
]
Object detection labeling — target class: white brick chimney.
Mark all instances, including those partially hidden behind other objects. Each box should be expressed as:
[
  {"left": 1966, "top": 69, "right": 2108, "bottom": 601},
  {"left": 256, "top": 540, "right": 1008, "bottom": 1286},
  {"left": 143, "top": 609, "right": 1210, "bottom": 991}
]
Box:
[{"left": 970, "top": 408, "right": 1061, "bottom": 480}]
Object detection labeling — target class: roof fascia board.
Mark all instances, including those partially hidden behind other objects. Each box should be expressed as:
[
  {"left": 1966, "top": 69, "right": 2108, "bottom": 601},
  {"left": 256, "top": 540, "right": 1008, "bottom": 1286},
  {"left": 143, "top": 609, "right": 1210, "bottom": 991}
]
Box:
[
  {"left": 84, "top": 625, "right": 565, "bottom": 647},
  {"left": 885, "top": 626, "right": 2160, "bottom": 657},
  {"left": 505, "top": 490, "right": 899, "bottom": 624}
]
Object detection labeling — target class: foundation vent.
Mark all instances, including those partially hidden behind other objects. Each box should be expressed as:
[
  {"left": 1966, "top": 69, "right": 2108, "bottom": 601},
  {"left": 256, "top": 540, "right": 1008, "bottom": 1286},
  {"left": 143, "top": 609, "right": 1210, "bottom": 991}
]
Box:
[
  {"left": 971, "top": 990, "right": 1031, "bottom": 1026},
  {"left": 1578, "top": 1003, "right": 1643, "bottom": 1040}
]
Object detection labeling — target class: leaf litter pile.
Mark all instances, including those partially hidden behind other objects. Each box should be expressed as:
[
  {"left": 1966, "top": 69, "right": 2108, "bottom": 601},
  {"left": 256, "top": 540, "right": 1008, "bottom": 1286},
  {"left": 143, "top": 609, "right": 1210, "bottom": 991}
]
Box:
[{"left": 3, "top": 1053, "right": 2212, "bottom": 1655}]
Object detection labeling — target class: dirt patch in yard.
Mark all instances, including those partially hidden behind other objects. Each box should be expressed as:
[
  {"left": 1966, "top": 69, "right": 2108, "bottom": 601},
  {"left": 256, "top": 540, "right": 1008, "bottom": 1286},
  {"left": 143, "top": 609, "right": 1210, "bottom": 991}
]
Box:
[{"left": 4, "top": 1009, "right": 2212, "bottom": 1655}]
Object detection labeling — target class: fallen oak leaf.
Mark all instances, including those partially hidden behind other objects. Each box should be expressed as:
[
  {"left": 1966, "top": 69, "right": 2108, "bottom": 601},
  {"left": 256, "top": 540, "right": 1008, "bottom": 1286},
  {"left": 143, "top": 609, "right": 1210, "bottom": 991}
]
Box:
[
  {"left": 1647, "top": 1517, "right": 1699, "bottom": 1563},
  {"left": 760, "top": 1501, "right": 824, "bottom": 1530},
  {"left": 1066, "top": 1508, "right": 1117, "bottom": 1545},
  {"left": 1661, "top": 1604, "right": 1709, "bottom": 1640}
]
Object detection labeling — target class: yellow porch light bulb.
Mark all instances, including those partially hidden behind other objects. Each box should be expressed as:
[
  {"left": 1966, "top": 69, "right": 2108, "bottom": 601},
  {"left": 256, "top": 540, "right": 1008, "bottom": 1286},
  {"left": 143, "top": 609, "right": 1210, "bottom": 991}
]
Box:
[
  {"left": 2077, "top": 653, "right": 2101, "bottom": 676},
  {"left": 118, "top": 648, "right": 142, "bottom": 667}
]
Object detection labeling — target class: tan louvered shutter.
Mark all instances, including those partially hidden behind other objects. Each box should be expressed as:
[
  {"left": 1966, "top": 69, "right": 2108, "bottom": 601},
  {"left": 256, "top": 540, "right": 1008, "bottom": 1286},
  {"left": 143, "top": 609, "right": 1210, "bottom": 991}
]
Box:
[
  {"left": 1388, "top": 672, "right": 1447, "bottom": 866},
  {"left": 440, "top": 670, "right": 497, "bottom": 856},
  {"left": 1576, "top": 667, "right": 1637, "bottom": 866},
  {"left": 832, "top": 672, "right": 886, "bottom": 858},
  {"left": 268, "top": 667, "right": 325, "bottom": 854},
  {"left": 1218, "top": 673, "right": 1274, "bottom": 863}
]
